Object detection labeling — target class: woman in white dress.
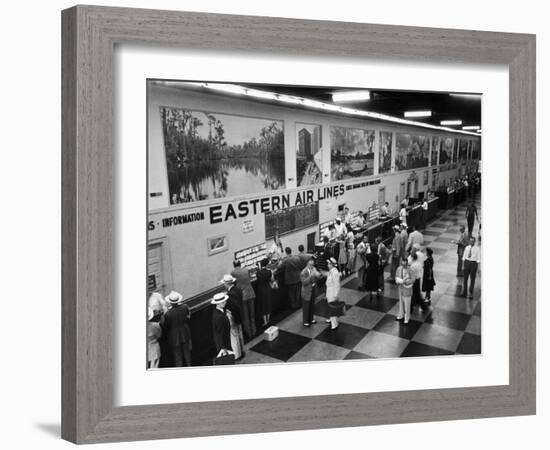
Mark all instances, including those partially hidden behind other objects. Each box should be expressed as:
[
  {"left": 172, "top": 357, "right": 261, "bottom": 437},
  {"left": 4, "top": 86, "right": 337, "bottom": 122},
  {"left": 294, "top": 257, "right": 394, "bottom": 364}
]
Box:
[{"left": 325, "top": 257, "right": 342, "bottom": 330}]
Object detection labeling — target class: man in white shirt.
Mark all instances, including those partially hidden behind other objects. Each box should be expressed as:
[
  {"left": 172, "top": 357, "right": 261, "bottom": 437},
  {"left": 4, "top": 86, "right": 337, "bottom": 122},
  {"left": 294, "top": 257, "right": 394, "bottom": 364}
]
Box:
[
  {"left": 406, "top": 225, "right": 424, "bottom": 252},
  {"left": 334, "top": 217, "right": 346, "bottom": 238},
  {"left": 462, "top": 236, "right": 481, "bottom": 299},
  {"left": 399, "top": 205, "right": 408, "bottom": 225},
  {"left": 380, "top": 202, "right": 392, "bottom": 218},
  {"left": 421, "top": 198, "right": 429, "bottom": 229},
  {"left": 353, "top": 211, "right": 365, "bottom": 228},
  {"left": 343, "top": 207, "right": 352, "bottom": 230}
]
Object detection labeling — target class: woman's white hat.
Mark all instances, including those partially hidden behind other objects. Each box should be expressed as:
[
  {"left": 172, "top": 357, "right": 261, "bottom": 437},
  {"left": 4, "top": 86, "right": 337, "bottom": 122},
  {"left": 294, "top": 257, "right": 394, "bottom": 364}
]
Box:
[
  {"left": 220, "top": 274, "right": 236, "bottom": 284},
  {"left": 328, "top": 257, "right": 338, "bottom": 266},
  {"left": 211, "top": 293, "right": 229, "bottom": 305},
  {"left": 165, "top": 290, "right": 184, "bottom": 305}
]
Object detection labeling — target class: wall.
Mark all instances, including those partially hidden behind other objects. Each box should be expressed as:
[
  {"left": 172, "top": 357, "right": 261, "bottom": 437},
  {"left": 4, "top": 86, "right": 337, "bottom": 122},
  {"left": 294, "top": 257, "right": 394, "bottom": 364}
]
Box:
[
  {"left": 1, "top": 1, "right": 546, "bottom": 450},
  {"left": 148, "top": 84, "right": 478, "bottom": 299}
]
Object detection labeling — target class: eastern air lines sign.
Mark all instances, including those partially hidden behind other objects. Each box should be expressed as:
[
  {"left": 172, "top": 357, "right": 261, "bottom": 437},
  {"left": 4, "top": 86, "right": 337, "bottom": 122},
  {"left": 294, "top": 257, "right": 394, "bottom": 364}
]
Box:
[
  {"left": 149, "top": 184, "right": 348, "bottom": 231},
  {"left": 208, "top": 184, "right": 346, "bottom": 224}
]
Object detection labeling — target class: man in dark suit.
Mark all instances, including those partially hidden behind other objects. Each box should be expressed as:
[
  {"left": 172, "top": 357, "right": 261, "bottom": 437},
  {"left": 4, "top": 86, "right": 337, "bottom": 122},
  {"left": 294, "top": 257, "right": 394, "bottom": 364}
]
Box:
[
  {"left": 162, "top": 290, "right": 192, "bottom": 367},
  {"left": 211, "top": 293, "right": 231, "bottom": 354},
  {"left": 278, "top": 247, "right": 303, "bottom": 309},
  {"left": 231, "top": 260, "right": 256, "bottom": 339},
  {"left": 297, "top": 244, "right": 314, "bottom": 270}
]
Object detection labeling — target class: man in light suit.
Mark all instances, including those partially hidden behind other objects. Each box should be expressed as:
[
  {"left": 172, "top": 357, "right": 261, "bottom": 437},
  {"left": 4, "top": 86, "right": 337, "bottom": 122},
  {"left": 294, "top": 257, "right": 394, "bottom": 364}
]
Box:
[
  {"left": 300, "top": 258, "right": 320, "bottom": 326},
  {"left": 406, "top": 225, "right": 424, "bottom": 252}
]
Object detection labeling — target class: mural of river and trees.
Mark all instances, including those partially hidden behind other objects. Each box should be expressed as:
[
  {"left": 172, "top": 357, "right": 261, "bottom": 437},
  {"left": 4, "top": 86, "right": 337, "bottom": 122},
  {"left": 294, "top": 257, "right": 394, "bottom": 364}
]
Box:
[
  {"left": 296, "top": 123, "right": 323, "bottom": 186},
  {"left": 330, "top": 126, "right": 375, "bottom": 180},
  {"left": 160, "top": 107, "right": 285, "bottom": 204},
  {"left": 395, "top": 133, "right": 430, "bottom": 171}
]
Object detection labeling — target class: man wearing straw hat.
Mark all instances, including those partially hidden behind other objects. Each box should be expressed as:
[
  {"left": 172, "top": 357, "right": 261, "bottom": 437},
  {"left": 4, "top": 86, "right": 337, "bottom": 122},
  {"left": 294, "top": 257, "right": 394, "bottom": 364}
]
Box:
[
  {"left": 211, "top": 293, "right": 232, "bottom": 356},
  {"left": 221, "top": 274, "right": 245, "bottom": 359},
  {"left": 162, "top": 290, "right": 192, "bottom": 367}
]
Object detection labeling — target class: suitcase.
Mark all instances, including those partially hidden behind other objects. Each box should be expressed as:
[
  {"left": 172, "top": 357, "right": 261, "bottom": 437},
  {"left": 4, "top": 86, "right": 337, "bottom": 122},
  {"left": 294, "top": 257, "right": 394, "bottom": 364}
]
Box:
[{"left": 264, "top": 326, "right": 279, "bottom": 341}]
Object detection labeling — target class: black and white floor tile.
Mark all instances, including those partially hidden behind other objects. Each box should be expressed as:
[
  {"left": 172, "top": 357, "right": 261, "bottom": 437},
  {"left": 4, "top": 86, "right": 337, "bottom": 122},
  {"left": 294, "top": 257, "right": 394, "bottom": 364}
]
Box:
[{"left": 239, "top": 194, "right": 482, "bottom": 365}]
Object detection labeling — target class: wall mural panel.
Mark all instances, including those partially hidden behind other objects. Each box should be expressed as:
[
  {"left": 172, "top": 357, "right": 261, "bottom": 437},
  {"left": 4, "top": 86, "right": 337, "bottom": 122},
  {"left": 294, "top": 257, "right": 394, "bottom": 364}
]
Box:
[
  {"left": 378, "top": 131, "right": 393, "bottom": 174},
  {"left": 430, "top": 136, "right": 440, "bottom": 166},
  {"left": 458, "top": 138, "right": 469, "bottom": 161},
  {"left": 330, "top": 127, "right": 375, "bottom": 180},
  {"left": 160, "top": 107, "right": 285, "bottom": 205},
  {"left": 395, "top": 133, "right": 430, "bottom": 171},
  {"left": 296, "top": 123, "right": 323, "bottom": 187},
  {"left": 439, "top": 137, "right": 453, "bottom": 165}
]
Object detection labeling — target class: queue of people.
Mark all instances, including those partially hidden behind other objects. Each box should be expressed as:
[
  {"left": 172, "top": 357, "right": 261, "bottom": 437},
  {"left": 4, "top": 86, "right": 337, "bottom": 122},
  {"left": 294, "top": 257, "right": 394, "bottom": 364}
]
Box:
[{"left": 147, "top": 188, "right": 480, "bottom": 368}]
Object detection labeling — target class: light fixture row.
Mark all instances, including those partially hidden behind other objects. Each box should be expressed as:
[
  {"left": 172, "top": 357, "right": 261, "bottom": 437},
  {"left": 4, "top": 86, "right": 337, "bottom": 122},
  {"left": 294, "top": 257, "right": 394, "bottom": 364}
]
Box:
[{"left": 184, "top": 82, "right": 480, "bottom": 135}]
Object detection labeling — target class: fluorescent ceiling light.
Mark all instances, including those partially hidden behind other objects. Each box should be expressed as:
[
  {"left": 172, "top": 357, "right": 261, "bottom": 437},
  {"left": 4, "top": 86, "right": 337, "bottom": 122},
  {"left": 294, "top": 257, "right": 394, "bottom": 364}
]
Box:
[
  {"left": 204, "top": 83, "right": 246, "bottom": 95},
  {"left": 404, "top": 110, "right": 432, "bottom": 118},
  {"left": 332, "top": 90, "right": 370, "bottom": 102},
  {"left": 186, "top": 82, "right": 478, "bottom": 135},
  {"left": 462, "top": 125, "right": 480, "bottom": 130},
  {"left": 449, "top": 93, "right": 481, "bottom": 99}
]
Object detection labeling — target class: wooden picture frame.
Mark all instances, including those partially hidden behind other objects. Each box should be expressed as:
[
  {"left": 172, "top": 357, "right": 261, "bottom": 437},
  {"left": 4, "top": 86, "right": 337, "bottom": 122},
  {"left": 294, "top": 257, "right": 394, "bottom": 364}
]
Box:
[{"left": 62, "top": 5, "right": 536, "bottom": 444}]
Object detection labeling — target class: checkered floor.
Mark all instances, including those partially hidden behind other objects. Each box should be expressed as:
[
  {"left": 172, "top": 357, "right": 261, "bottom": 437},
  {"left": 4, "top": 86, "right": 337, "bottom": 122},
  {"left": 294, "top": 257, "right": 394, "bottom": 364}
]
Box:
[{"left": 239, "top": 194, "right": 482, "bottom": 365}]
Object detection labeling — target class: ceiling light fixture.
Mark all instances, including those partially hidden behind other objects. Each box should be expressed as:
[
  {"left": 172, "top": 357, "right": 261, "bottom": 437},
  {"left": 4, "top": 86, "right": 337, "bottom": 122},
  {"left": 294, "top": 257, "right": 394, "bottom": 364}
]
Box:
[
  {"left": 449, "top": 93, "right": 482, "bottom": 99},
  {"left": 404, "top": 110, "right": 432, "bottom": 118},
  {"left": 189, "top": 83, "right": 478, "bottom": 135},
  {"left": 332, "top": 90, "right": 371, "bottom": 102},
  {"left": 462, "top": 125, "right": 480, "bottom": 130}
]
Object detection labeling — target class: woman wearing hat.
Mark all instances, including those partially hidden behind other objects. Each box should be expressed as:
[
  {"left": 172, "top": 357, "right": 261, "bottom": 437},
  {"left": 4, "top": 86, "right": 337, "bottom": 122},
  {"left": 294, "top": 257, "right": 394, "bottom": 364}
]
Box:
[
  {"left": 325, "top": 257, "right": 342, "bottom": 330},
  {"left": 162, "top": 291, "right": 192, "bottom": 367},
  {"left": 211, "top": 293, "right": 232, "bottom": 357},
  {"left": 147, "top": 307, "right": 162, "bottom": 369}
]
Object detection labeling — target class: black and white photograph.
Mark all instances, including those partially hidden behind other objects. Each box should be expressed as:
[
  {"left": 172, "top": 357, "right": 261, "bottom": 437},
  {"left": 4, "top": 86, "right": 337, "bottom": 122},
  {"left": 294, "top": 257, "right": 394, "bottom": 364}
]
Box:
[
  {"left": 330, "top": 126, "right": 375, "bottom": 180},
  {"left": 147, "top": 80, "right": 482, "bottom": 369},
  {"left": 296, "top": 123, "right": 323, "bottom": 186}
]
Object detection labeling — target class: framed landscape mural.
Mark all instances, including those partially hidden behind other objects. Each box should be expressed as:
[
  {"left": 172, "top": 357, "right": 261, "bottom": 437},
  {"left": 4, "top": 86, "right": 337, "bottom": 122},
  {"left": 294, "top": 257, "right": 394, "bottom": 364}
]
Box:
[
  {"left": 395, "top": 133, "right": 429, "bottom": 171},
  {"left": 458, "top": 138, "right": 469, "bottom": 161},
  {"left": 330, "top": 126, "right": 375, "bottom": 180},
  {"left": 378, "top": 131, "right": 393, "bottom": 173},
  {"left": 160, "top": 107, "right": 285, "bottom": 204},
  {"left": 296, "top": 123, "right": 323, "bottom": 186},
  {"left": 430, "top": 136, "right": 440, "bottom": 166},
  {"left": 439, "top": 137, "right": 453, "bottom": 165}
]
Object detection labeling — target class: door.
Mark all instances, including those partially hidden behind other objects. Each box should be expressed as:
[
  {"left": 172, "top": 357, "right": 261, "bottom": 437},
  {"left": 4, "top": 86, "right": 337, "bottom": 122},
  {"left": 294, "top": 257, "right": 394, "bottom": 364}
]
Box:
[
  {"left": 147, "top": 242, "right": 165, "bottom": 296},
  {"left": 378, "top": 187, "right": 386, "bottom": 206},
  {"left": 307, "top": 232, "right": 316, "bottom": 253}
]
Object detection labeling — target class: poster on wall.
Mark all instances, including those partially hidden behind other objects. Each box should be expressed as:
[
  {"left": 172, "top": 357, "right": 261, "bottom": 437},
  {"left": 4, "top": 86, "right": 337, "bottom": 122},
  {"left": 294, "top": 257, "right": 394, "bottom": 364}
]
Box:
[
  {"left": 159, "top": 107, "right": 285, "bottom": 204},
  {"left": 471, "top": 140, "right": 480, "bottom": 160},
  {"left": 430, "top": 136, "right": 440, "bottom": 166},
  {"left": 395, "top": 133, "right": 429, "bottom": 171},
  {"left": 467, "top": 139, "right": 473, "bottom": 160},
  {"left": 296, "top": 123, "right": 323, "bottom": 186},
  {"left": 439, "top": 137, "right": 453, "bottom": 165},
  {"left": 378, "top": 131, "right": 393, "bottom": 173},
  {"left": 458, "top": 138, "right": 469, "bottom": 161},
  {"left": 330, "top": 126, "right": 375, "bottom": 180}
]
